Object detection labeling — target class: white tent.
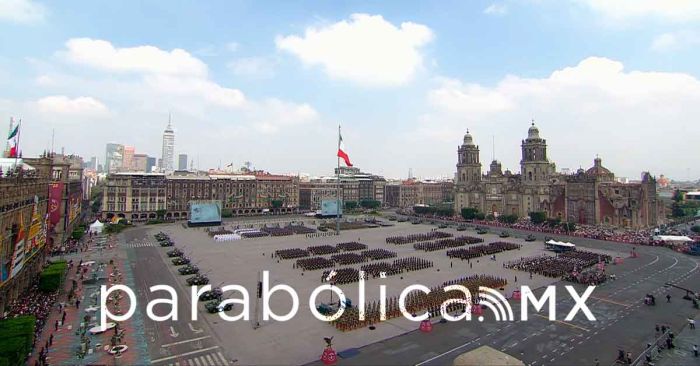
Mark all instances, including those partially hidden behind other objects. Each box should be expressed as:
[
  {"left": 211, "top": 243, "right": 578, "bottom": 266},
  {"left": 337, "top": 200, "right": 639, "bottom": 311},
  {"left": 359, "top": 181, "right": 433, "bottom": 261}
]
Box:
[
  {"left": 653, "top": 235, "right": 693, "bottom": 243},
  {"left": 89, "top": 220, "right": 104, "bottom": 234},
  {"left": 546, "top": 239, "right": 576, "bottom": 248}
]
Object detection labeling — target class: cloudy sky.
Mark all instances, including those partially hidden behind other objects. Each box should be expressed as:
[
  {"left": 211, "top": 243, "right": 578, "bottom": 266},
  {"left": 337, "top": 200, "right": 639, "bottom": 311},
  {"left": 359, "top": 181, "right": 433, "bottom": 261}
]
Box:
[{"left": 1, "top": 0, "right": 699, "bottom": 180}]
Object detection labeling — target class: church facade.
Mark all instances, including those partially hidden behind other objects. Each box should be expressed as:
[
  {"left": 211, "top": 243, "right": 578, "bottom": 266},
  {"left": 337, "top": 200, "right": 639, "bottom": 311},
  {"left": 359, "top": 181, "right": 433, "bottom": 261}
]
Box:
[{"left": 454, "top": 123, "right": 659, "bottom": 229}]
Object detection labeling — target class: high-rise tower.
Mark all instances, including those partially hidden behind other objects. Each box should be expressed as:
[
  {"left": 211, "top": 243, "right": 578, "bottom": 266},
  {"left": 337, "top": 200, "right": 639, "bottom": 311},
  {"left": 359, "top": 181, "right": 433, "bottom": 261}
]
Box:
[{"left": 161, "top": 115, "right": 175, "bottom": 174}]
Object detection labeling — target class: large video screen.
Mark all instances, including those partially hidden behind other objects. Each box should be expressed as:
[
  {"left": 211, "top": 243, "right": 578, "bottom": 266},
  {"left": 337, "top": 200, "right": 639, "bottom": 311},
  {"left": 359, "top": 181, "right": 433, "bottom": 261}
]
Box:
[
  {"left": 321, "top": 199, "right": 342, "bottom": 216},
  {"left": 189, "top": 201, "right": 222, "bottom": 224}
]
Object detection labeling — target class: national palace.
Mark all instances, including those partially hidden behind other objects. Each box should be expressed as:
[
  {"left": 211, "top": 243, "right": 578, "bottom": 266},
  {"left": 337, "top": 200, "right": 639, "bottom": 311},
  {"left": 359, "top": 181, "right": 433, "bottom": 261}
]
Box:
[{"left": 454, "top": 123, "right": 661, "bottom": 228}]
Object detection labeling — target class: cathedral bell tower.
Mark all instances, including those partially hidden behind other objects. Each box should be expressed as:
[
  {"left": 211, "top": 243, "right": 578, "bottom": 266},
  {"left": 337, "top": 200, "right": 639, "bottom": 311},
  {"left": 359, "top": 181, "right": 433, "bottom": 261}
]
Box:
[
  {"left": 454, "top": 130, "right": 482, "bottom": 215},
  {"left": 457, "top": 130, "right": 481, "bottom": 185},
  {"left": 520, "top": 121, "right": 552, "bottom": 184}
]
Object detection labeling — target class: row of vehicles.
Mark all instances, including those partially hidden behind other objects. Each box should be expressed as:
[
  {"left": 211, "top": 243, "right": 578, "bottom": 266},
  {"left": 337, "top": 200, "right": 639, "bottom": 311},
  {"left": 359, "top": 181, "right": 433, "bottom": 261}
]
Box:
[{"left": 158, "top": 233, "right": 230, "bottom": 313}]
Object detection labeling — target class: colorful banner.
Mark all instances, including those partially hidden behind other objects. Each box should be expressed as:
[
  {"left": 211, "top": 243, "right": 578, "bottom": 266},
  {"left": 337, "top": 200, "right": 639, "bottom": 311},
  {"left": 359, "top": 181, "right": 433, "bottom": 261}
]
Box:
[
  {"left": 49, "top": 182, "right": 63, "bottom": 226},
  {"left": 25, "top": 198, "right": 46, "bottom": 259},
  {"left": 1, "top": 234, "right": 8, "bottom": 283},
  {"left": 10, "top": 214, "right": 26, "bottom": 279},
  {"left": 68, "top": 193, "right": 81, "bottom": 224}
]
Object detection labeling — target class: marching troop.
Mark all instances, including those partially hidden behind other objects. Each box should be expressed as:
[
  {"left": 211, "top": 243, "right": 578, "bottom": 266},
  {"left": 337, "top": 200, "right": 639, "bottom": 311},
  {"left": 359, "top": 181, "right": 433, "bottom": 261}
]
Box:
[
  {"left": 331, "top": 274, "right": 508, "bottom": 331},
  {"left": 386, "top": 231, "right": 453, "bottom": 245},
  {"left": 446, "top": 242, "right": 521, "bottom": 260},
  {"left": 413, "top": 236, "right": 483, "bottom": 252}
]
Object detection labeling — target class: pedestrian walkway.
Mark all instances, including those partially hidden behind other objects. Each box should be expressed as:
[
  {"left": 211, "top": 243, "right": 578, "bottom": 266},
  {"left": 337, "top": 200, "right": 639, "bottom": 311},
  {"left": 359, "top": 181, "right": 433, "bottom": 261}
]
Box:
[
  {"left": 123, "top": 241, "right": 157, "bottom": 248},
  {"left": 158, "top": 350, "right": 230, "bottom": 366},
  {"left": 656, "top": 315, "right": 699, "bottom": 365}
]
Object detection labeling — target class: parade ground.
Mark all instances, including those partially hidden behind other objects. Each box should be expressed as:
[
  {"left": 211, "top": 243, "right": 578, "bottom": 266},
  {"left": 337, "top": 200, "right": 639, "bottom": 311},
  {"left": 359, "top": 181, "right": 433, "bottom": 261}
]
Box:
[{"left": 113, "top": 216, "right": 700, "bottom": 366}]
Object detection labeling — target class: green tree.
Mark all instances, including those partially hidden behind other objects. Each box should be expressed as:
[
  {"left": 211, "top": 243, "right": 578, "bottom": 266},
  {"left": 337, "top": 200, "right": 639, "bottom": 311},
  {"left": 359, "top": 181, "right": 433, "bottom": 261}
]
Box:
[
  {"left": 461, "top": 207, "right": 479, "bottom": 220},
  {"left": 360, "top": 200, "right": 381, "bottom": 209},
  {"left": 498, "top": 214, "right": 518, "bottom": 224},
  {"left": 691, "top": 225, "right": 700, "bottom": 233},
  {"left": 271, "top": 200, "right": 283, "bottom": 208},
  {"left": 156, "top": 209, "right": 166, "bottom": 219},
  {"left": 672, "top": 189, "right": 683, "bottom": 203},
  {"left": 529, "top": 211, "right": 547, "bottom": 224},
  {"left": 344, "top": 201, "right": 358, "bottom": 210}
]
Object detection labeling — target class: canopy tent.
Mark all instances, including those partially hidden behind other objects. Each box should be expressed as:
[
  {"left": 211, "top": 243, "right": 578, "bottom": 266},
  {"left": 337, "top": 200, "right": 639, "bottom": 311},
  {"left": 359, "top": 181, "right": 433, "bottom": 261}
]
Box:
[
  {"left": 653, "top": 235, "right": 693, "bottom": 243},
  {"left": 89, "top": 220, "right": 104, "bottom": 234},
  {"left": 546, "top": 239, "right": 576, "bottom": 248}
]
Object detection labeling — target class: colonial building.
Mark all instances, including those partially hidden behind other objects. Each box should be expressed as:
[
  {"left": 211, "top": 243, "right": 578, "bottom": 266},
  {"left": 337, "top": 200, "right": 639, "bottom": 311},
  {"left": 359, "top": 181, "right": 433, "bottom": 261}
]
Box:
[
  {"left": 0, "top": 158, "right": 52, "bottom": 315},
  {"left": 103, "top": 171, "right": 299, "bottom": 220},
  {"left": 454, "top": 123, "right": 660, "bottom": 228},
  {"left": 384, "top": 180, "right": 454, "bottom": 208}
]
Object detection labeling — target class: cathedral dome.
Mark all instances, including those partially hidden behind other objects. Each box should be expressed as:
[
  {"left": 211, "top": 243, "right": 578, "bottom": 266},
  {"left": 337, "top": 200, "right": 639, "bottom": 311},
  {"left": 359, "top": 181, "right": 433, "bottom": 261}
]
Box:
[
  {"left": 463, "top": 130, "right": 475, "bottom": 146},
  {"left": 586, "top": 157, "right": 612, "bottom": 176},
  {"left": 527, "top": 122, "right": 540, "bottom": 139}
]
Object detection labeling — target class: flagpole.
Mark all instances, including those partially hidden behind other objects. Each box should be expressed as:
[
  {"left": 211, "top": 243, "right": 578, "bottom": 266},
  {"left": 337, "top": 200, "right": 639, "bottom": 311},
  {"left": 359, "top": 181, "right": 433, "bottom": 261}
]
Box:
[{"left": 336, "top": 124, "right": 341, "bottom": 235}]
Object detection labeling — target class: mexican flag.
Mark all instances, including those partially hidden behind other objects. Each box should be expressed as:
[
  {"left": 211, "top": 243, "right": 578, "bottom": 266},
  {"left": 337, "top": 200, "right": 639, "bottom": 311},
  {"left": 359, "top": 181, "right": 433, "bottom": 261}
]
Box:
[
  {"left": 337, "top": 129, "right": 352, "bottom": 167},
  {"left": 7, "top": 118, "right": 19, "bottom": 158}
]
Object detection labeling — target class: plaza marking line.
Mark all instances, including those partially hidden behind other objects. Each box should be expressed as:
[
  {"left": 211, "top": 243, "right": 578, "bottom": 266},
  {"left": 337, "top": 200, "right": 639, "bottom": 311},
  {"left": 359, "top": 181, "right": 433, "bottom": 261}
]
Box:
[
  {"left": 161, "top": 336, "right": 211, "bottom": 348},
  {"left": 150, "top": 346, "right": 220, "bottom": 364},
  {"left": 588, "top": 296, "right": 631, "bottom": 308},
  {"left": 532, "top": 314, "right": 590, "bottom": 332}
]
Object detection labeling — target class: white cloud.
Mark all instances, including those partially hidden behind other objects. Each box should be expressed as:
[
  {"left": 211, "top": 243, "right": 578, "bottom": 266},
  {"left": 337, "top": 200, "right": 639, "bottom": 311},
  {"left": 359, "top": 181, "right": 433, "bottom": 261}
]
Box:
[
  {"left": 14, "top": 38, "right": 322, "bottom": 167},
  {"left": 650, "top": 31, "right": 700, "bottom": 51},
  {"left": 577, "top": 0, "right": 700, "bottom": 22},
  {"left": 484, "top": 3, "right": 508, "bottom": 16},
  {"left": 63, "top": 38, "right": 208, "bottom": 77},
  {"left": 276, "top": 13, "right": 433, "bottom": 86},
  {"left": 35, "top": 96, "right": 109, "bottom": 116},
  {"left": 420, "top": 56, "right": 700, "bottom": 178},
  {"left": 227, "top": 57, "right": 276, "bottom": 78},
  {"left": 0, "top": 0, "right": 45, "bottom": 24}
]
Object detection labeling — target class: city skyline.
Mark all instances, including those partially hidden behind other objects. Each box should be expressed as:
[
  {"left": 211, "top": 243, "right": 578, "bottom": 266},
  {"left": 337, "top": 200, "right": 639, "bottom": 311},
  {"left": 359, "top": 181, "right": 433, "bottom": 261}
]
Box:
[{"left": 1, "top": 0, "right": 699, "bottom": 180}]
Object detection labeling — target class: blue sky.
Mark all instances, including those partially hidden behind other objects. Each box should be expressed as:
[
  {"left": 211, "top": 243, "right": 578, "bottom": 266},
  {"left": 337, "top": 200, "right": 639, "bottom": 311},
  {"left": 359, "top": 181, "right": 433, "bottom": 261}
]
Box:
[{"left": 1, "top": 0, "right": 699, "bottom": 180}]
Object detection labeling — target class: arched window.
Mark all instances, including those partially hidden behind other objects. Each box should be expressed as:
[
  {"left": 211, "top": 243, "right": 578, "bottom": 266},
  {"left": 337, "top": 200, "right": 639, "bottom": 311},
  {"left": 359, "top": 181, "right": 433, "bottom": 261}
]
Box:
[
  {"left": 528, "top": 171, "right": 533, "bottom": 181},
  {"left": 461, "top": 173, "right": 466, "bottom": 182}
]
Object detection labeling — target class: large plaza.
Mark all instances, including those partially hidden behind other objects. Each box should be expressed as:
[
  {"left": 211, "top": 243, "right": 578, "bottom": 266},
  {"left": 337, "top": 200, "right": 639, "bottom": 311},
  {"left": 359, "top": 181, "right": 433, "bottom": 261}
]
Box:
[{"left": 118, "top": 216, "right": 671, "bottom": 366}]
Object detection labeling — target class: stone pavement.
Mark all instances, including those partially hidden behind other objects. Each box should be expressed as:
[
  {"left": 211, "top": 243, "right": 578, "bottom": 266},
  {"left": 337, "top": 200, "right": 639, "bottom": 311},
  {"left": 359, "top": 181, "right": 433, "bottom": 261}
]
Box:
[{"left": 27, "top": 235, "right": 148, "bottom": 365}]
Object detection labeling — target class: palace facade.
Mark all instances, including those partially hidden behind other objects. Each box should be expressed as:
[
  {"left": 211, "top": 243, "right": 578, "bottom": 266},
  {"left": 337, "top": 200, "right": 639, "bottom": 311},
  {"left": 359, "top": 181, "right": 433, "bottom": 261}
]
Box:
[{"left": 454, "top": 123, "right": 660, "bottom": 228}]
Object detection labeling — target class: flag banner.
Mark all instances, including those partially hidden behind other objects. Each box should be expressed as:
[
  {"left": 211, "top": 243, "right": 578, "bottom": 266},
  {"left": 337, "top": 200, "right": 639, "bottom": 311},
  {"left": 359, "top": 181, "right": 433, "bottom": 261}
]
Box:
[
  {"left": 10, "top": 215, "right": 27, "bottom": 279},
  {"left": 337, "top": 132, "right": 353, "bottom": 167},
  {"left": 49, "top": 182, "right": 63, "bottom": 226}
]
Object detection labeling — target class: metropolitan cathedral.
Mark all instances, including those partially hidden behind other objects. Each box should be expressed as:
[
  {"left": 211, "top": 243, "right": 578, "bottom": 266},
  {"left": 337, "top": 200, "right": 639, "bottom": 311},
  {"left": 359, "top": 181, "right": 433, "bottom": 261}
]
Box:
[{"left": 454, "top": 123, "right": 660, "bottom": 229}]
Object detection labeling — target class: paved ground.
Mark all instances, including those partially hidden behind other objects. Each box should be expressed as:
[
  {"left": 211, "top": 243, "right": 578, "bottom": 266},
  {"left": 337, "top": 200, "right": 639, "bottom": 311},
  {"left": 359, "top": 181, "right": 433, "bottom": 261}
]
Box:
[
  {"left": 306, "top": 226, "right": 700, "bottom": 366},
  {"left": 123, "top": 226, "right": 234, "bottom": 366},
  {"left": 92, "top": 215, "right": 700, "bottom": 366}
]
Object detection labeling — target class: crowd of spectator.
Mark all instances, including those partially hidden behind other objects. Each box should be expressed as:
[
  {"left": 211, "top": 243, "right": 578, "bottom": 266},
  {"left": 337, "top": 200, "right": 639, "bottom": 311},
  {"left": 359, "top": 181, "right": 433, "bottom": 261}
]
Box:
[
  {"left": 413, "top": 236, "right": 484, "bottom": 252},
  {"left": 446, "top": 242, "right": 521, "bottom": 260},
  {"left": 386, "top": 231, "right": 452, "bottom": 245},
  {"left": 1, "top": 279, "right": 59, "bottom": 350}
]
